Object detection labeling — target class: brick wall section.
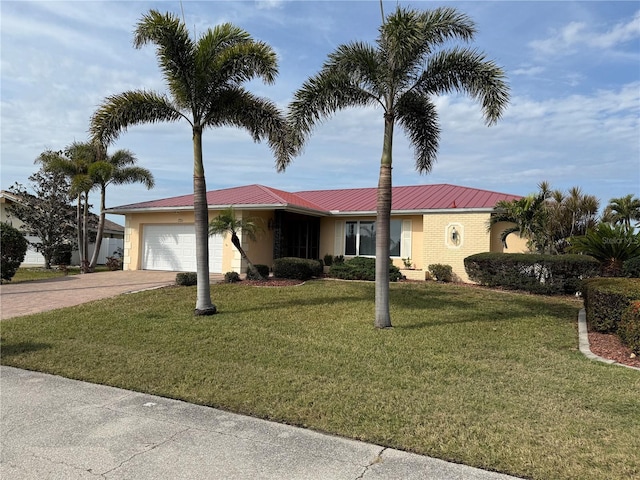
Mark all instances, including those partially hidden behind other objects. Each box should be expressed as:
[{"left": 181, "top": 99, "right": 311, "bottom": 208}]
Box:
[{"left": 422, "top": 212, "right": 492, "bottom": 283}]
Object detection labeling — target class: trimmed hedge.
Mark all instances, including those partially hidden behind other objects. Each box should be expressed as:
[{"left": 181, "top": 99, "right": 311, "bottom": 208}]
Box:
[
  {"left": 464, "top": 253, "right": 600, "bottom": 295},
  {"left": 273, "top": 257, "right": 322, "bottom": 280},
  {"left": 623, "top": 256, "right": 640, "bottom": 278},
  {"left": 329, "top": 257, "right": 402, "bottom": 282},
  {"left": 224, "top": 271, "right": 241, "bottom": 283},
  {"left": 619, "top": 301, "right": 640, "bottom": 355},
  {"left": 428, "top": 264, "right": 453, "bottom": 282},
  {"left": 247, "top": 264, "right": 270, "bottom": 280},
  {"left": 176, "top": 272, "right": 197, "bottom": 286},
  {"left": 582, "top": 278, "right": 640, "bottom": 333}
]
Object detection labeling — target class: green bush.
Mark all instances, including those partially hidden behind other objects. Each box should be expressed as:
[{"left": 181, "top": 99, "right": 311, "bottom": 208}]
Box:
[
  {"left": 329, "top": 257, "right": 401, "bottom": 282},
  {"left": 224, "top": 271, "right": 241, "bottom": 283},
  {"left": 623, "top": 256, "right": 640, "bottom": 278},
  {"left": 1, "top": 222, "right": 28, "bottom": 282},
  {"left": 247, "top": 264, "right": 269, "bottom": 280},
  {"left": 333, "top": 255, "right": 345, "bottom": 265},
  {"left": 175, "top": 272, "right": 197, "bottom": 286},
  {"left": 582, "top": 278, "right": 640, "bottom": 333},
  {"left": 51, "top": 244, "right": 72, "bottom": 266},
  {"left": 323, "top": 254, "right": 333, "bottom": 267},
  {"left": 618, "top": 301, "right": 640, "bottom": 355},
  {"left": 464, "top": 253, "right": 600, "bottom": 295},
  {"left": 273, "top": 257, "right": 322, "bottom": 280},
  {"left": 428, "top": 264, "right": 453, "bottom": 282}
]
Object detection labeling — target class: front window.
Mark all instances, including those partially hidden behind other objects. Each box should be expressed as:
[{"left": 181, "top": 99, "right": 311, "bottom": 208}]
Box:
[{"left": 345, "top": 220, "right": 403, "bottom": 257}]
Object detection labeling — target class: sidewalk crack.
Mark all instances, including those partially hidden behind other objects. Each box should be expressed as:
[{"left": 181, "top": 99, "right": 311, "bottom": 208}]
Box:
[{"left": 355, "top": 447, "right": 387, "bottom": 479}]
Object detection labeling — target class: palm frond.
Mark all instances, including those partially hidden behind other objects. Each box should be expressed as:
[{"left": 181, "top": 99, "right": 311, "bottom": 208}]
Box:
[
  {"left": 204, "top": 87, "right": 295, "bottom": 171},
  {"left": 418, "top": 47, "right": 510, "bottom": 125},
  {"left": 134, "top": 9, "right": 195, "bottom": 106},
  {"left": 396, "top": 91, "right": 440, "bottom": 174},
  {"left": 90, "top": 90, "right": 184, "bottom": 145},
  {"left": 112, "top": 166, "right": 155, "bottom": 189}
]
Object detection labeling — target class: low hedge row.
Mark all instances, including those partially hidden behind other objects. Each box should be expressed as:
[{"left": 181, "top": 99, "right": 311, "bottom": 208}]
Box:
[
  {"left": 619, "top": 301, "right": 640, "bottom": 354},
  {"left": 273, "top": 257, "right": 322, "bottom": 280},
  {"left": 582, "top": 277, "right": 640, "bottom": 333},
  {"left": 464, "top": 253, "right": 600, "bottom": 295},
  {"left": 329, "top": 257, "right": 402, "bottom": 282}
]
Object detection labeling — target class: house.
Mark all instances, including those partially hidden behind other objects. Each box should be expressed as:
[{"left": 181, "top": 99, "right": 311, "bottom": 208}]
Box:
[
  {"left": 0, "top": 190, "right": 125, "bottom": 267},
  {"left": 106, "top": 183, "right": 528, "bottom": 282}
]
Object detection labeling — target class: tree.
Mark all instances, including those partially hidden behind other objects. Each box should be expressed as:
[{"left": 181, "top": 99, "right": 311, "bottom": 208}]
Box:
[
  {"left": 209, "top": 207, "right": 264, "bottom": 280},
  {"left": 90, "top": 10, "right": 293, "bottom": 315},
  {"left": 603, "top": 194, "right": 640, "bottom": 231},
  {"left": 546, "top": 186, "right": 599, "bottom": 253},
  {"left": 88, "top": 147, "right": 154, "bottom": 270},
  {"left": 7, "top": 167, "right": 76, "bottom": 269},
  {"left": 288, "top": 6, "right": 509, "bottom": 327},
  {"left": 0, "top": 222, "right": 28, "bottom": 282},
  {"left": 39, "top": 143, "right": 99, "bottom": 272}
]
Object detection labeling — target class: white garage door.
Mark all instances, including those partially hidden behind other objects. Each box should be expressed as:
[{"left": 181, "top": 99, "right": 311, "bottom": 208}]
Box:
[{"left": 142, "top": 224, "right": 223, "bottom": 273}]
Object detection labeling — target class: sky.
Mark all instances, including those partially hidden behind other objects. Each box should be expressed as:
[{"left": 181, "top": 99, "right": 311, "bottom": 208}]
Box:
[{"left": 1, "top": 0, "right": 639, "bottom": 225}]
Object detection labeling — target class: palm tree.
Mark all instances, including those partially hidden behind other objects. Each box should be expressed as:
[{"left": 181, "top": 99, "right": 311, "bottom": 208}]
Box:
[
  {"left": 39, "top": 142, "right": 99, "bottom": 272},
  {"left": 603, "top": 194, "right": 640, "bottom": 230},
  {"left": 209, "top": 207, "right": 263, "bottom": 280},
  {"left": 288, "top": 6, "right": 509, "bottom": 328},
  {"left": 88, "top": 146, "right": 154, "bottom": 270},
  {"left": 569, "top": 223, "right": 640, "bottom": 276},
  {"left": 90, "top": 10, "right": 293, "bottom": 315}
]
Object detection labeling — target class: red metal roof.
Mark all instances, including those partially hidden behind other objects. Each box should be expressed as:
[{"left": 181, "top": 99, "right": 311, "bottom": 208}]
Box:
[
  {"left": 108, "top": 184, "right": 520, "bottom": 214},
  {"left": 295, "top": 184, "right": 521, "bottom": 212}
]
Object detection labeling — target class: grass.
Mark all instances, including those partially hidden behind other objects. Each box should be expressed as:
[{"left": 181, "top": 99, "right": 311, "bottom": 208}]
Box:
[
  {"left": 1, "top": 280, "right": 638, "bottom": 480},
  {"left": 7, "top": 266, "right": 110, "bottom": 283}
]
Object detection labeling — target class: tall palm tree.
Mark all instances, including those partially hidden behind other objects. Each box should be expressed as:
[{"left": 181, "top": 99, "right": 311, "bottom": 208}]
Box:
[
  {"left": 88, "top": 146, "right": 155, "bottom": 270},
  {"left": 90, "top": 10, "right": 293, "bottom": 315},
  {"left": 39, "top": 142, "right": 99, "bottom": 272},
  {"left": 603, "top": 194, "right": 640, "bottom": 230},
  {"left": 209, "top": 207, "right": 263, "bottom": 280},
  {"left": 288, "top": 6, "right": 509, "bottom": 328}
]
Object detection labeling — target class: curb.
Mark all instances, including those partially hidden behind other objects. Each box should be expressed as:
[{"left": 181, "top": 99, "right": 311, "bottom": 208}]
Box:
[{"left": 578, "top": 308, "right": 640, "bottom": 371}]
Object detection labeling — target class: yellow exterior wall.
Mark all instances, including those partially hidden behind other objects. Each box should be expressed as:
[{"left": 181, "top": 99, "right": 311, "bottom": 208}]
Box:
[
  {"left": 422, "top": 212, "right": 493, "bottom": 283},
  {"left": 489, "top": 221, "right": 530, "bottom": 253}
]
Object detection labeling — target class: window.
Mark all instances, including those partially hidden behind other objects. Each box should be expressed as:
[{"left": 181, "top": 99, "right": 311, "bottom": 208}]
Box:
[{"left": 345, "top": 220, "right": 405, "bottom": 257}]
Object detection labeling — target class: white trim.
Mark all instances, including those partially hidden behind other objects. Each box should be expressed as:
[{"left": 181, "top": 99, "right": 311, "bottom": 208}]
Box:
[{"left": 445, "top": 223, "right": 463, "bottom": 249}]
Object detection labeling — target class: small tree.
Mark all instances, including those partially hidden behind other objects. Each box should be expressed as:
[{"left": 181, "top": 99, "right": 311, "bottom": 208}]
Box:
[
  {"left": 1, "top": 222, "right": 28, "bottom": 282},
  {"left": 603, "top": 194, "right": 640, "bottom": 231},
  {"left": 7, "top": 167, "right": 76, "bottom": 269},
  {"left": 209, "top": 207, "right": 264, "bottom": 280},
  {"left": 569, "top": 223, "right": 640, "bottom": 276}
]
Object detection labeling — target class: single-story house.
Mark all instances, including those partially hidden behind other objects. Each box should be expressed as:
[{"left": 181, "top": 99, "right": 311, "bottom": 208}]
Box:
[
  {"left": 106, "top": 183, "right": 528, "bottom": 282},
  {"left": 0, "top": 190, "right": 125, "bottom": 267}
]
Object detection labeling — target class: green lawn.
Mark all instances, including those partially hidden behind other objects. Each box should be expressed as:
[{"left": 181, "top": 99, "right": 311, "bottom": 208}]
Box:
[
  {"left": 6, "top": 266, "right": 110, "bottom": 283},
  {"left": 1, "top": 280, "right": 638, "bottom": 480}
]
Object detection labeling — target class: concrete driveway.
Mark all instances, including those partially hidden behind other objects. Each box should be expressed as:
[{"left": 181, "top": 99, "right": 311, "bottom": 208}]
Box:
[{"left": 0, "top": 271, "right": 191, "bottom": 320}]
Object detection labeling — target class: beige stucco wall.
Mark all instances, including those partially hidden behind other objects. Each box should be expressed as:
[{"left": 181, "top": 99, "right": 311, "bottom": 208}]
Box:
[{"left": 489, "top": 221, "right": 530, "bottom": 253}]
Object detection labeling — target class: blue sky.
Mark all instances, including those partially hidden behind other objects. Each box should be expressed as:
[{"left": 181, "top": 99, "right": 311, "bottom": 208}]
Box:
[{"left": 1, "top": 1, "right": 638, "bottom": 225}]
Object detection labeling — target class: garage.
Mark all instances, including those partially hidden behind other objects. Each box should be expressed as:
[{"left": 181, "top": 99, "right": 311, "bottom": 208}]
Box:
[{"left": 142, "top": 224, "right": 223, "bottom": 273}]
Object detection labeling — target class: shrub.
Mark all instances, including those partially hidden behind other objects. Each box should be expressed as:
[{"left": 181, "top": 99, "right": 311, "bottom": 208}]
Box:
[
  {"left": 329, "top": 257, "right": 401, "bottom": 282},
  {"left": 247, "top": 264, "right": 269, "bottom": 280},
  {"left": 464, "top": 253, "right": 600, "bottom": 295},
  {"left": 105, "top": 256, "right": 123, "bottom": 271},
  {"left": 1, "top": 222, "right": 28, "bottom": 282},
  {"left": 176, "top": 272, "right": 197, "bottom": 286},
  {"left": 623, "top": 256, "right": 640, "bottom": 278},
  {"left": 619, "top": 301, "right": 640, "bottom": 355},
  {"left": 333, "top": 255, "right": 345, "bottom": 265},
  {"left": 273, "top": 257, "right": 322, "bottom": 280},
  {"left": 51, "top": 244, "right": 72, "bottom": 266},
  {"left": 224, "top": 271, "right": 241, "bottom": 283},
  {"left": 428, "top": 264, "right": 452, "bottom": 282},
  {"left": 582, "top": 278, "right": 640, "bottom": 333},
  {"left": 323, "top": 254, "right": 333, "bottom": 267}
]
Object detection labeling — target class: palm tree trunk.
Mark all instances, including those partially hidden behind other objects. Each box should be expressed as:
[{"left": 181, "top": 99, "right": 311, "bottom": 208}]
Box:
[
  {"left": 192, "top": 126, "right": 217, "bottom": 315},
  {"left": 89, "top": 186, "right": 106, "bottom": 270},
  {"left": 76, "top": 196, "right": 83, "bottom": 270},
  {"left": 230, "top": 231, "right": 262, "bottom": 280},
  {"left": 375, "top": 114, "right": 394, "bottom": 329},
  {"left": 82, "top": 192, "right": 90, "bottom": 272}
]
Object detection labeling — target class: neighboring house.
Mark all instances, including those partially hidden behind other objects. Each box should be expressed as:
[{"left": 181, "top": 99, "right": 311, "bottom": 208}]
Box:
[
  {"left": 106, "top": 183, "right": 528, "bottom": 282},
  {"left": 0, "top": 190, "right": 125, "bottom": 267}
]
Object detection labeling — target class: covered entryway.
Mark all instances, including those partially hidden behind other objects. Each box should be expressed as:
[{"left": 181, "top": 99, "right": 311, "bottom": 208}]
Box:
[{"left": 142, "top": 224, "right": 223, "bottom": 273}]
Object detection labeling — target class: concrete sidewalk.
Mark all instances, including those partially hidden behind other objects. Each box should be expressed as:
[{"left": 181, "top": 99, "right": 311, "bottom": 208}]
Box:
[{"left": 0, "top": 366, "right": 522, "bottom": 480}]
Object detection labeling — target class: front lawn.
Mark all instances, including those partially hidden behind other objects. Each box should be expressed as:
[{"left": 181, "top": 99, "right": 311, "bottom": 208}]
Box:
[
  {"left": 1, "top": 280, "right": 638, "bottom": 480},
  {"left": 7, "top": 266, "right": 111, "bottom": 284}
]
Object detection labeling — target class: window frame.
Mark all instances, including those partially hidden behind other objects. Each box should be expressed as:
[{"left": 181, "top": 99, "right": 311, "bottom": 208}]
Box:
[{"left": 344, "top": 219, "right": 407, "bottom": 258}]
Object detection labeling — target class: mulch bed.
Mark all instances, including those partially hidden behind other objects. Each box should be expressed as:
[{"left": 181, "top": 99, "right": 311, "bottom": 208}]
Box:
[{"left": 588, "top": 330, "right": 640, "bottom": 368}]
